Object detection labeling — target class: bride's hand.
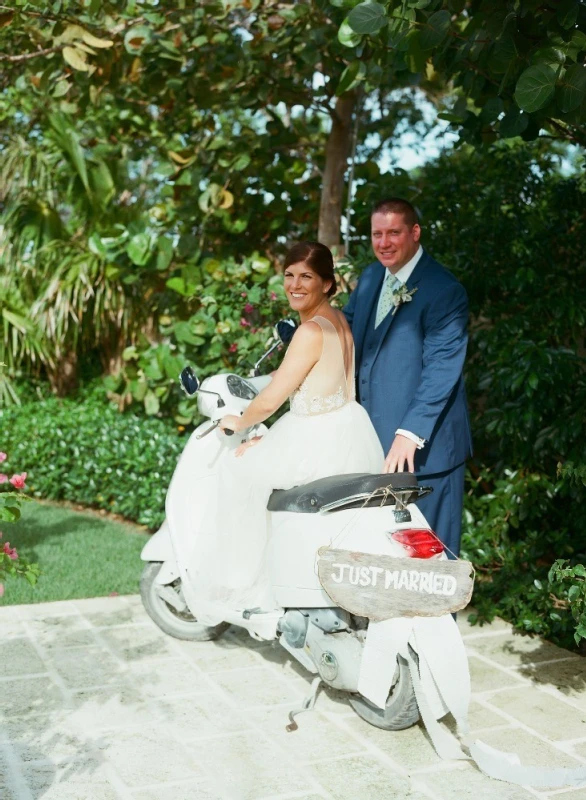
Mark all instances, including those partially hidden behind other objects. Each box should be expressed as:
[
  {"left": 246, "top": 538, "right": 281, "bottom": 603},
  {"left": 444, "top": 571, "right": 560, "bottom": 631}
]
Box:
[
  {"left": 219, "top": 414, "right": 242, "bottom": 434},
  {"left": 235, "top": 436, "right": 263, "bottom": 457}
]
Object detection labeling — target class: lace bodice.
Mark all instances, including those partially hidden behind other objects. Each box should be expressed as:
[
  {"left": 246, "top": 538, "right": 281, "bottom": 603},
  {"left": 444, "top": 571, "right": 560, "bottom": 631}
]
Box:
[{"left": 290, "top": 316, "right": 355, "bottom": 417}]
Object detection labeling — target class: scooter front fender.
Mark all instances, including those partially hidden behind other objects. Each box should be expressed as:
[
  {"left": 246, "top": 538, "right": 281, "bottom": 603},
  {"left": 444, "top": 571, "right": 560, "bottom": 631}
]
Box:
[
  {"left": 141, "top": 520, "right": 174, "bottom": 562},
  {"left": 141, "top": 523, "right": 179, "bottom": 584}
]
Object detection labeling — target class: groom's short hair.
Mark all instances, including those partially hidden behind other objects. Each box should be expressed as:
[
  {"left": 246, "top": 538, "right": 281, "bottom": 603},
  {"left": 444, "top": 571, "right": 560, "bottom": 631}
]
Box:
[{"left": 372, "top": 198, "right": 419, "bottom": 228}]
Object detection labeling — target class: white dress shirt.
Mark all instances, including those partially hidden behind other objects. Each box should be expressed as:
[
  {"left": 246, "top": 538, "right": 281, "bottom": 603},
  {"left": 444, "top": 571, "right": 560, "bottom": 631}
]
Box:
[
  {"left": 389, "top": 244, "right": 423, "bottom": 285},
  {"left": 376, "top": 246, "right": 426, "bottom": 451}
]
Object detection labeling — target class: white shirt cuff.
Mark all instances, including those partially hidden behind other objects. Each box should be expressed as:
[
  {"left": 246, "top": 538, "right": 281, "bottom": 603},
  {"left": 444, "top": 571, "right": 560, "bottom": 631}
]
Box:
[{"left": 396, "top": 429, "right": 426, "bottom": 449}]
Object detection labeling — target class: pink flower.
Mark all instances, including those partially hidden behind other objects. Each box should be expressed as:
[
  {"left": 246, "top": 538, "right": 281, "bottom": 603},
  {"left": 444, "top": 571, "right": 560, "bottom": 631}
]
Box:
[
  {"left": 0, "top": 452, "right": 6, "bottom": 463},
  {"left": 240, "top": 317, "right": 250, "bottom": 328},
  {"left": 9, "top": 473, "right": 27, "bottom": 489},
  {"left": 241, "top": 292, "right": 247, "bottom": 298},
  {"left": 244, "top": 303, "right": 254, "bottom": 314},
  {"left": 270, "top": 292, "right": 277, "bottom": 301},
  {"left": 229, "top": 343, "right": 238, "bottom": 353},
  {"left": 3, "top": 542, "right": 17, "bottom": 559},
  {"left": 0, "top": 474, "right": 7, "bottom": 484}
]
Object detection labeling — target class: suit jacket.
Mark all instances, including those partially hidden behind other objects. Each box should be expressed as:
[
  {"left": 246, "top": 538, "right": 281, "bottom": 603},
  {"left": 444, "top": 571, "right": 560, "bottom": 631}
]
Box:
[{"left": 344, "top": 249, "right": 472, "bottom": 475}]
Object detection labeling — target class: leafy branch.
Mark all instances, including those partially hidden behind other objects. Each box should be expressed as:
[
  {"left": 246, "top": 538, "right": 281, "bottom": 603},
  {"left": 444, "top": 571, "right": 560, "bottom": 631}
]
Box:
[
  {"left": 549, "top": 560, "right": 586, "bottom": 645},
  {"left": 0, "top": 46, "right": 63, "bottom": 63}
]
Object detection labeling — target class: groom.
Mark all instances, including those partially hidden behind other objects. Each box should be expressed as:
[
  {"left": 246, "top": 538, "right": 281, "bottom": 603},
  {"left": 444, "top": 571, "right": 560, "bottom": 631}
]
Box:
[{"left": 344, "top": 197, "right": 472, "bottom": 557}]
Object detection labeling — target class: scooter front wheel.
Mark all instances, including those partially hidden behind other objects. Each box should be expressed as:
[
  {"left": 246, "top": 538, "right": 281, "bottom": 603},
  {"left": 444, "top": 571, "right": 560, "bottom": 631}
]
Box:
[
  {"left": 349, "top": 654, "right": 419, "bottom": 731},
  {"left": 140, "top": 562, "right": 229, "bottom": 642}
]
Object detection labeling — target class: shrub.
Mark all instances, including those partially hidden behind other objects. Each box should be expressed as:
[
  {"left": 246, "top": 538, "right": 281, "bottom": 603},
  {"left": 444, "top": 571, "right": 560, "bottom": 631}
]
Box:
[
  {"left": 104, "top": 252, "right": 292, "bottom": 424},
  {"left": 460, "top": 467, "right": 585, "bottom": 649},
  {"left": 0, "top": 388, "right": 185, "bottom": 529},
  {"left": 0, "top": 452, "right": 40, "bottom": 596}
]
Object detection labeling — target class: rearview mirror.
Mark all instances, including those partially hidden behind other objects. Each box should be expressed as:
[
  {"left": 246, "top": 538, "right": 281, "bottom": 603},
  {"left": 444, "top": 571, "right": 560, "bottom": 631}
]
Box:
[
  {"left": 276, "top": 318, "right": 297, "bottom": 344},
  {"left": 179, "top": 366, "right": 199, "bottom": 396}
]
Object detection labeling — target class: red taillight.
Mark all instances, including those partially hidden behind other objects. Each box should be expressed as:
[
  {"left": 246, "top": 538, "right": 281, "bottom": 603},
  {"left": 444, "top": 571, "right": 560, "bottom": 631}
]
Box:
[{"left": 391, "top": 528, "right": 444, "bottom": 559}]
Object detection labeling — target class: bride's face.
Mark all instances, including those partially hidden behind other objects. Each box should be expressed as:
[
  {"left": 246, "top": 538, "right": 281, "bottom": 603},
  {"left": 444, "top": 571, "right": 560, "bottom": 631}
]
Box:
[{"left": 284, "top": 261, "right": 330, "bottom": 315}]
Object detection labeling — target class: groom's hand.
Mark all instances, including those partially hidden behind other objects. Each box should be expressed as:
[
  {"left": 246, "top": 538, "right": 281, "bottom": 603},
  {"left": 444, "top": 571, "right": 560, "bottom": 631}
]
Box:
[{"left": 383, "top": 435, "right": 417, "bottom": 473}]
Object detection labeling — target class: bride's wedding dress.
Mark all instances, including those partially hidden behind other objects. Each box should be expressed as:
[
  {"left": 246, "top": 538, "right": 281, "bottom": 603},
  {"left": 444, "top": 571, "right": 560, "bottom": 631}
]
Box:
[{"left": 187, "top": 315, "right": 384, "bottom": 625}]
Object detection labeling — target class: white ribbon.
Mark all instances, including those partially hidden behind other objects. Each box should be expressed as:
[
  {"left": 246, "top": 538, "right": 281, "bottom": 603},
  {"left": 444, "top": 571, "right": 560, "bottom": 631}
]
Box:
[{"left": 359, "top": 614, "right": 586, "bottom": 787}]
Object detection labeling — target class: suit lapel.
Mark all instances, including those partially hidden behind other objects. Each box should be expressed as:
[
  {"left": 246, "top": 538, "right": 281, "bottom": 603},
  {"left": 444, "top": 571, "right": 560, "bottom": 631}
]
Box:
[
  {"left": 371, "top": 249, "right": 430, "bottom": 362},
  {"left": 354, "top": 262, "right": 385, "bottom": 363}
]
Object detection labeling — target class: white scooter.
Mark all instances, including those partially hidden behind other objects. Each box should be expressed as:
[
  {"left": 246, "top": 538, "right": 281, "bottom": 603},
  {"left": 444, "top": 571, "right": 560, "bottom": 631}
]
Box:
[{"left": 140, "top": 322, "right": 466, "bottom": 732}]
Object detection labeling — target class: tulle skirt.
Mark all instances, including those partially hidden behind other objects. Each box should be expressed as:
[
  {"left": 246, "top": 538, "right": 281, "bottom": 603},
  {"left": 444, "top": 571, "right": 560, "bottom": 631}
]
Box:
[{"left": 187, "top": 401, "right": 384, "bottom": 624}]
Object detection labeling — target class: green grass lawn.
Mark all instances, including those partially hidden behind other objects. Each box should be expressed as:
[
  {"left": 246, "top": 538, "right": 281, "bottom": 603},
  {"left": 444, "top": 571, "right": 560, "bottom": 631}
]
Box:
[{"left": 1, "top": 500, "right": 150, "bottom": 605}]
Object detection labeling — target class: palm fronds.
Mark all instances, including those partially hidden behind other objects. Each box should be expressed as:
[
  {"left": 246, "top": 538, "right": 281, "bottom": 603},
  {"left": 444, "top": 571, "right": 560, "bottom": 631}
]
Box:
[{"left": 30, "top": 240, "right": 129, "bottom": 357}]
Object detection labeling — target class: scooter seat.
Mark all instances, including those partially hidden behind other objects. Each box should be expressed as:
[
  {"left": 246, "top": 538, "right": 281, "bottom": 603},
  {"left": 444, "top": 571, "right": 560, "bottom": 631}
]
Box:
[{"left": 267, "top": 472, "right": 425, "bottom": 514}]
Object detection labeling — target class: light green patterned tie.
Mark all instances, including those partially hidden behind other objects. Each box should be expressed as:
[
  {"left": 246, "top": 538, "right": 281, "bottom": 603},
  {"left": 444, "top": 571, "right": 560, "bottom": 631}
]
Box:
[{"left": 375, "top": 272, "right": 401, "bottom": 328}]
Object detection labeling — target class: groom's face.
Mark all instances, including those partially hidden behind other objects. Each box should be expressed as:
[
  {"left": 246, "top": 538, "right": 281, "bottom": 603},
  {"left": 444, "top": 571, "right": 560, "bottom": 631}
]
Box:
[{"left": 371, "top": 212, "right": 421, "bottom": 273}]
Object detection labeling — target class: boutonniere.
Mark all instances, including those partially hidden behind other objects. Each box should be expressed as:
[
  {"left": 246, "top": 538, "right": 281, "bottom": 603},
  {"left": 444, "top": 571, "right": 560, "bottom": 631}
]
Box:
[{"left": 391, "top": 284, "right": 418, "bottom": 315}]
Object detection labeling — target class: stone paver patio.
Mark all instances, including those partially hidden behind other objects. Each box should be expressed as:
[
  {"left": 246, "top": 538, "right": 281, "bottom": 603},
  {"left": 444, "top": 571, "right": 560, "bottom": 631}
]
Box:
[{"left": 2, "top": 596, "right": 586, "bottom": 799}]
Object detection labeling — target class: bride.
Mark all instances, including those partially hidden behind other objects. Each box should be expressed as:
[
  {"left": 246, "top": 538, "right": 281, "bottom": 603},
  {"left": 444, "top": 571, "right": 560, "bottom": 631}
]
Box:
[{"left": 188, "top": 241, "right": 384, "bottom": 624}]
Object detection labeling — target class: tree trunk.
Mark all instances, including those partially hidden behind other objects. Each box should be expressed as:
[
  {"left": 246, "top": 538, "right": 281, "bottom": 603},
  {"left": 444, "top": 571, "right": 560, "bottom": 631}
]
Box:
[
  {"left": 100, "top": 327, "right": 128, "bottom": 377},
  {"left": 48, "top": 350, "right": 79, "bottom": 396},
  {"left": 318, "top": 91, "right": 357, "bottom": 253}
]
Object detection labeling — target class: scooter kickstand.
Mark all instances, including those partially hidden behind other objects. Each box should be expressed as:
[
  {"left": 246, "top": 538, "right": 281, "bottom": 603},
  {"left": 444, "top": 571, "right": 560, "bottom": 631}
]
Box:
[{"left": 285, "top": 677, "right": 322, "bottom": 733}]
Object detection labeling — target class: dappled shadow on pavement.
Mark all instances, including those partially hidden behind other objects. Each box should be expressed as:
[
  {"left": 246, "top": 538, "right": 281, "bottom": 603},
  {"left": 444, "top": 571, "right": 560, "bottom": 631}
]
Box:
[
  {"left": 0, "top": 595, "right": 205, "bottom": 798},
  {"left": 511, "top": 636, "right": 586, "bottom": 698},
  {"left": 5, "top": 596, "right": 586, "bottom": 799},
  {"left": 464, "top": 621, "right": 586, "bottom": 698}
]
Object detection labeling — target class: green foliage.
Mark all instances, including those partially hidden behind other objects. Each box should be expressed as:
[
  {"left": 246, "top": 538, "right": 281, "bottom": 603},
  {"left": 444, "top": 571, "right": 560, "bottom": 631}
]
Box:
[
  {"left": 547, "top": 462, "right": 586, "bottom": 646},
  {"left": 0, "top": 459, "right": 40, "bottom": 593},
  {"left": 106, "top": 253, "right": 290, "bottom": 422},
  {"left": 461, "top": 468, "right": 581, "bottom": 646},
  {"left": 1, "top": 0, "right": 437, "bottom": 399},
  {"left": 0, "top": 0, "right": 427, "bottom": 259},
  {"left": 549, "top": 560, "right": 586, "bottom": 646},
  {"left": 348, "top": 2, "right": 387, "bottom": 35},
  {"left": 345, "top": 0, "right": 586, "bottom": 146},
  {"left": 0, "top": 536, "right": 40, "bottom": 594},
  {"left": 0, "top": 490, "right": 28, "bottom": 524},
  {"left": 0, "top": 388, "right": 184, "bottom": 529}
]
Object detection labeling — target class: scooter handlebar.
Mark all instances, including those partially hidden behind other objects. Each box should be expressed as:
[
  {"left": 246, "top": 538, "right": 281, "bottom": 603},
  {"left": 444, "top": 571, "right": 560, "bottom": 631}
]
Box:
[{"left": 196, "top": 421, "right": 236, "bottom": 439}]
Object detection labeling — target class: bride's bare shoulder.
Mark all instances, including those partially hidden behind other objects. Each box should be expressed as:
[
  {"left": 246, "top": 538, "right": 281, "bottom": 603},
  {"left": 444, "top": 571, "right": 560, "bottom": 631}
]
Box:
[
  {"left": 291, "top": 320, "right": 323, "bottom": 345},
  {"left": 285, "top": 321, "right": 323, "bottom": 365},
  {"left": 296, "top": 318, "right": 322, "bottom": 333}
]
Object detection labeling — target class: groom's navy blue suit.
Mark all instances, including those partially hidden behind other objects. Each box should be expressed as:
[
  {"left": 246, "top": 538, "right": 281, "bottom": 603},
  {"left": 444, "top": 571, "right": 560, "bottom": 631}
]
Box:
[{"left": 344, "top": 248, "right": 472, "bottom": 556}]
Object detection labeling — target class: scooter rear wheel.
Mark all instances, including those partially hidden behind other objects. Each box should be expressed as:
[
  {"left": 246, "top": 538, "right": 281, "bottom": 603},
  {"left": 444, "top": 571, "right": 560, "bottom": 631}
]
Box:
[
  {"left": 349, "top": 654, "right": 419, "bottom": 730},
  {"left": 140, "top": 562, "right": 229, "bottom": 642}
]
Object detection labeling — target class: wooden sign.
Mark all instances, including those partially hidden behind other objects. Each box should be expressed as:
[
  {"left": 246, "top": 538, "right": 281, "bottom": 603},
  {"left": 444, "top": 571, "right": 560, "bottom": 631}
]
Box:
[{"left": 317, "top": 548, "right": 474, "bottom": 620}]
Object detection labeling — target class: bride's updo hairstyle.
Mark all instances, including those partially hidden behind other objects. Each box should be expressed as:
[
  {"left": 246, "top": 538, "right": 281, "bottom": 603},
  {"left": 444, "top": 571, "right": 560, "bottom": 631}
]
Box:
[{"left": 283, "top": 241, "right": 337, "bottom": 298}]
